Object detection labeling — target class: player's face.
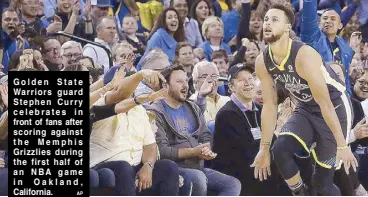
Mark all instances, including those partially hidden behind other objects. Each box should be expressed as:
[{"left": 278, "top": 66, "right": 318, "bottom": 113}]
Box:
[
  {"left": 263, "top": 9, "right": 290, "bottom": 43},
  {"left": 319, "top": 10, "right": 342, "bottom": 36}
]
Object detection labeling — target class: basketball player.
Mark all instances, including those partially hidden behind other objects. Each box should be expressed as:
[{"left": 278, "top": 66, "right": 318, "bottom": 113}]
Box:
[{"left": 251, "top": 4, "right": 358, "bottom": 195}]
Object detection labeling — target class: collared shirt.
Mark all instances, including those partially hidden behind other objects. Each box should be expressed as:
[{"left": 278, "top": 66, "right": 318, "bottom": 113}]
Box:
[
  {"left": 231, "top": 94, "right": 258, "bottom": 112},
  {"left": 83, "top": 38, "right": 112, "bottom": 74},
  {"left": 184, "top": 17, "right": 203, "bottom": 48},
  {"left": 190, "top": 92, "right": 230, "bottom": 123},
  {"left": 90, "top": 99, "right": 156, "bottom": 167}
]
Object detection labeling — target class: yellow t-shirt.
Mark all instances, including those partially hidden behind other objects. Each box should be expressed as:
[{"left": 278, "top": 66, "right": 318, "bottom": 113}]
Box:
[
  {"left": 137, "top": 1, "right": 164, "bottom": 30},
  {"left": 90, "top": 100, "right": 156, "bottom": 167}
]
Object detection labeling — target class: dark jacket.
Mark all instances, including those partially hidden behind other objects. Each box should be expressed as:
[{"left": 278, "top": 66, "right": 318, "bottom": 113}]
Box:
[
  {"left": 146, "top": 100, "right": 212, "bottom": 169},
  {"left": 211, "top": 100, "right": 279, "bottom": 195}
]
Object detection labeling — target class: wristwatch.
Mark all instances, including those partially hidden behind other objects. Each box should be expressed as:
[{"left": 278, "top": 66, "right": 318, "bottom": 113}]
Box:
[{"left": 144, "top": 161, "right": 154, "bottom": 169}]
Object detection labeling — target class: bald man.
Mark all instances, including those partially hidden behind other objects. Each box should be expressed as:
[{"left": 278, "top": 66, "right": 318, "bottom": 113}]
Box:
[{"left": 301, "top": 0, "right": 355, "bottom": 95}]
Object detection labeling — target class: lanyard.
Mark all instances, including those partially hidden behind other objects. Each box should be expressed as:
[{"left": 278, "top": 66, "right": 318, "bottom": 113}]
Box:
[{"left": 242, "top": 111, "right": 259, "bottom": 129}]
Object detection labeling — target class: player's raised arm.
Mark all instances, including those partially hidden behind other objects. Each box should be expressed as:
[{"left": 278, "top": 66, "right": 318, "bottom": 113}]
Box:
[
  {"left": 251, "top": 53, "right": 278, "bottom": 181},
  {"left": 295, "top": 45, "right": 358, "bottom": 174}
]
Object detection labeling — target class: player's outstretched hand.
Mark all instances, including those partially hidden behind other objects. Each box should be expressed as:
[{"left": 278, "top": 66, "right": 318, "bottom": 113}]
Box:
[
  {"left": 336, "top": 148, "right": 358, "bottom": 175},
  {"left": 250, "top": 150, "right": 271, "bottom": 181}
]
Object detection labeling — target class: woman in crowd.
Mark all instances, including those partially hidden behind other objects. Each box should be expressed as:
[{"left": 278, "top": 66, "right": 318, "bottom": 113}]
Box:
[
  {"left": 199, "top": 16, "right": 231, "bottom": 61},
  {"left": 137, "top": 7, "right": 185, "bottom": 70},
  {"left": 171, "top": 0, "right": 203, "bottom": 48},
  {"left": 248, "top": 11, "right": 265, "bottom": 49},
  {"left": 230, "top": 38, "right": 260, "bottom": 68},
  {"left": 190, "top": 0, "right": 212, "bottom": 41},
  {"left": 244, "top": 40, "right": 260, "bottom": 67}
]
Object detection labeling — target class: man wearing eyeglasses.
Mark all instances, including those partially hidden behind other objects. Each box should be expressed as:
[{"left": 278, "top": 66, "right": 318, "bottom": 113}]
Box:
[
  {"left": 61, "top": 41, "right": 83, "bottom": 69},
  {"left": 41, "top": 38, "right": 63, "bottom": 71},
  {"left": 134, "top": 48, "right": 171, "bottom": 106},
  {"left": 190, "top": 61, "right": 230, "bottom": 124},
  {"left": 353, "top": 69, "right": 368, "bottom": 102}
]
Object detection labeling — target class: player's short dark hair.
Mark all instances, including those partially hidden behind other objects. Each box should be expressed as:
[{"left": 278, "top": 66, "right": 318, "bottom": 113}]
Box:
[{"left": 269, "top": 3, "right": 295, "bottom": 26}]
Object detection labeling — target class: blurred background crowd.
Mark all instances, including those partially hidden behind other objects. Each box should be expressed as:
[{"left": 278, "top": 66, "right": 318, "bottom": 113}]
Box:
[{"left": 0, "top": 0, "right": 368, "bottom": 196}]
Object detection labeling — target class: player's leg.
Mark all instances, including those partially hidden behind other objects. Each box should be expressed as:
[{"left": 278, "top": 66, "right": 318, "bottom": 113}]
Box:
[
  {"left": 272, "top": 110, "right": 315, "bottom": 195},
  {"left": 310, "top": 93, "right": 353, "bottom": 195},
  {"left": 312, "top": 164, "right": 341, "bottom": 195}
]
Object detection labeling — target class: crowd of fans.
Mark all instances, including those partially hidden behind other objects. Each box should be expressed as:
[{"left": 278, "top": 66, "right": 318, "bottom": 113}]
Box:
[{"left": 0, "top": 0, "right": 368, "bottom": 195}]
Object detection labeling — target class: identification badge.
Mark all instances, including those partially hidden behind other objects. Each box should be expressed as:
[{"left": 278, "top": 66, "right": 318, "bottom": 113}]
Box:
[{"left": 251, "top": 127, "right": 261, "bottom": 140}]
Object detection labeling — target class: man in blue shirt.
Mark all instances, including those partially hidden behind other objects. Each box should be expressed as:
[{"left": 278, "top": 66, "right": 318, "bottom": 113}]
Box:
[
  {"left": 301, "top": 0, "right": 356, "bottom": 95},
  {"left": 147, "top": 65, "right": 241, "bottom": 196},
  {"left": 1, "top": 8, "right": 30, "bottom": 73}
]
